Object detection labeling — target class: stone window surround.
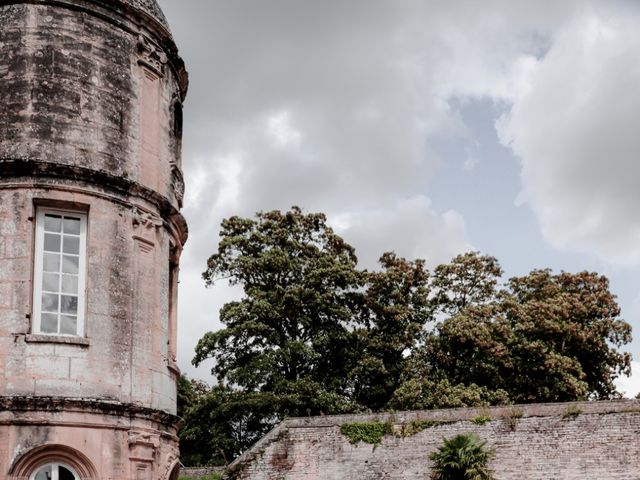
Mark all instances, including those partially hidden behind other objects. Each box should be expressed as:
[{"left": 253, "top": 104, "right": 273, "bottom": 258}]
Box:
[
  {"left": 31, "top": 204, "right": 88, "bottom": 340},
  {"left": 9, "top": 444, "right": 97, "bottom": 480}
]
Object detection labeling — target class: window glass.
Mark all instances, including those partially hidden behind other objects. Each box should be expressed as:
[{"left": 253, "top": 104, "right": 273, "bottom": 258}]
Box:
[
  {"left": 34, "top": 464, "right": 52, "bottom": 480},
  {"left": 58, "top": 466, "right": 76, "bottom": 480},
  {"left": 33, "top": 209, "right": 87, "bottom": 337},
  {"left": 31, "top": 464, "right": 79, "bottom": 480}
]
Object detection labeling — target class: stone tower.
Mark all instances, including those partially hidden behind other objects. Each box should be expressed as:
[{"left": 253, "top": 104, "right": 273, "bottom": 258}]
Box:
[{"left": 0, "top": 0, "right": 188, "bottom": 479}]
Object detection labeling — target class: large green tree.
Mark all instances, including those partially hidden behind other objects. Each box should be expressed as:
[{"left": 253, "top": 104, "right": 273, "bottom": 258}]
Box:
[
  {"left": 350, "top": 252, "right": 432, "bottom": 410},
  {"left": 393, "top": 259, "right": 632, "bottom": 409},
  {"left": 193, "top": 207, "right": 362, "bottom": 419}
]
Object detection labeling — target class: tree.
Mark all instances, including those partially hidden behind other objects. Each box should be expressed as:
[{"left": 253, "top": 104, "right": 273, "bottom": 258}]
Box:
[
  {"left": 184, "top": 212, "right": 632, "bottom": 464},
  {"left": 350, "top": 252, "right": 432, "bottom": 410},
  {"left": 396, "top": 255, "right": 632, "bottom": 407},
  {"left": 193, "top": 207, "right": 362, "bottom": 421},
  {"left": 431, "top": 252, "right": 502, "bottom": 315},
  {"left": 429, "top": 433, "right": 495, "bottom": 480}
]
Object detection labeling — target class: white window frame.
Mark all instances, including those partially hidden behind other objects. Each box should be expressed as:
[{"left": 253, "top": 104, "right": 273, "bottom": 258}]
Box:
[
  {"left": 29, "top": 462, "right": 80, "bottom": 480},
  {"left": 32, "top": 207, "right": 87, "bottom": 337}
]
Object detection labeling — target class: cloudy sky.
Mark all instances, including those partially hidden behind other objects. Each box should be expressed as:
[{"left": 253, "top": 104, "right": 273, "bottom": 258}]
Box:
[{"left": 157, "top": 0, "right": 640, "bottom": 396}]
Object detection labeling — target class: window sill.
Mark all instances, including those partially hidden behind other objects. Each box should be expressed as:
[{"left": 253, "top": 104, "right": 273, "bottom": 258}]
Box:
[{"left": 25, "top": 334, "right": 90, "bottom": 347}]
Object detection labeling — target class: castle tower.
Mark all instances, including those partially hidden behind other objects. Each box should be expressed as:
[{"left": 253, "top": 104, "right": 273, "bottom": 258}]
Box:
[{"left": 0, "top": 1, "right": 188, "bottom": 478}]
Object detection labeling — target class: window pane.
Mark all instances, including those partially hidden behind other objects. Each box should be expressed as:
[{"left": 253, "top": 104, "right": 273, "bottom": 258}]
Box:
[
  {"left": 63, "top": 236, "right": 80, "bottom": 255},
  {"left": 42, "top": 273, "right": 60, "bottom": 292},
  {"left": 60, "top": 315, "right": 77, "bottom": 335},
  {"left": 44, "top": 233, "right": 61, "bottom": 252},
  {"left": 61, "top": 275, "right": 78, "bottom": 294},
  {"left": 41, "top": 293, "right": 59, "bottom": 312},
  {"left": 44, "top": 215, "right": 62, "bottom": 233},
  {"left": 43, "top": 253, "right": 61, "bottom": 273},
  {"left": 63, "top": 217, "right": 81, "bottom": 235},
  {"left": 60, "top": 295, "right": 78, "bottom": 315},
  {"left": 59, "top": 465, "right": 76, "bottom": 480},
  {"left": 62, "top": 255, "right": 79, "bottom": 274},
  {"left": 41, "top": 313, "right": 58, "bottom": 334}
]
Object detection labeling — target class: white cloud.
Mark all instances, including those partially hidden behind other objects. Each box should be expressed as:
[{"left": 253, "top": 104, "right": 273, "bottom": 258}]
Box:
[
  {"left": 332, "top": 196, "right": 471, "bottom": 270},
  {"left": 498, "top": 2, "right": 640, "bottom": 264},
  {"left": 615, "top": 360, "right": 640, "bottom": 398}
]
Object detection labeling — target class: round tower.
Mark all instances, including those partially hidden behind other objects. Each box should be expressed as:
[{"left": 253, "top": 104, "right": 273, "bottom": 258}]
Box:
[{"left": 0, "top": 0, "right": 188, "bottom": 478}]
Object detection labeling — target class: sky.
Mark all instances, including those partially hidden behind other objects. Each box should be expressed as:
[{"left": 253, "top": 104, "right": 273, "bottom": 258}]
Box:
[{"left": 157, "top": 0, "right": 640, "bottom": 397}]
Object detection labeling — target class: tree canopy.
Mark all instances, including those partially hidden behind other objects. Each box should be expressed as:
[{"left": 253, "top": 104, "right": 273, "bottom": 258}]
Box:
[{"left": 181, "top": 207, "right": 632, "bottom": 466}]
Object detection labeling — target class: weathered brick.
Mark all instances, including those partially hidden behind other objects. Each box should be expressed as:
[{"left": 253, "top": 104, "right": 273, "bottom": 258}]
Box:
[{"left": 230, "top": 401, "right": 640, "bottom": 480}]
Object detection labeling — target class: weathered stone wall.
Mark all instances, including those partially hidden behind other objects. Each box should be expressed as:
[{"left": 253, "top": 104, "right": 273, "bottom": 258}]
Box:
[
  {"left": 0, "top": 397, "right": 180, "bottom": 479},
  {"left": 181, "top": 466, "right": 226, "bottom": 479},
  {"left": 0, "top": 0, "right": 186, "bottom": 208},
  {"left": 0, "top": 0, "right": 188, "bottom": 478},
  {"left": 228, "top": 400, "right": 640, "bottom": 480},
  {"left": 0, "top": 187, "right": 177, "bottom": 411}
]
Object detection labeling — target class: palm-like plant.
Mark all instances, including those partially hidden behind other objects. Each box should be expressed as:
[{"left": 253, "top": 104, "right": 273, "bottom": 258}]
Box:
[{"left": 429, "top": 433, "right": 495, "bottom": 480}]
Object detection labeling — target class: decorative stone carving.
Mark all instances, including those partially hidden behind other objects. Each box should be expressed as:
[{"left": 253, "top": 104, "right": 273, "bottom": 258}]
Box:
[
  {"left": 128, "top": 431, "right": 160, "bottom": 465},
  {"left": 170, "top": 165, "right": 185, "bottom": 208},
  {"left": 137, "top": 35, "right": 168, "bottom": 76},
  {"left": 162, "top": 447, "right": 180, "bottom": 480},
  {"left": 132, "top": 207, "right": 163, "bottom": 230}
]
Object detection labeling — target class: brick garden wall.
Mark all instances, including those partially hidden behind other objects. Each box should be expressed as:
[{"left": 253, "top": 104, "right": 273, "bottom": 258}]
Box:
[{"left": 227, "top": 400, "right": 640, "bottom": 480}]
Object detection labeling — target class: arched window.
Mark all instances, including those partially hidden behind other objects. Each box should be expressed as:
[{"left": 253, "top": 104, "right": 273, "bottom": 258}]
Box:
[
  {"left": 9, "top": 444, "right": 97, "bottom": 480},
  {"left": 30, "top": 463, "right": 79, "bottom": 480}
]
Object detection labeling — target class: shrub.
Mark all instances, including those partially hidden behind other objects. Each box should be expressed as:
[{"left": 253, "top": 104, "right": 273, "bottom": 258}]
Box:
[{"left": 430, "top": 433, "right": 495, "bottom": 480}]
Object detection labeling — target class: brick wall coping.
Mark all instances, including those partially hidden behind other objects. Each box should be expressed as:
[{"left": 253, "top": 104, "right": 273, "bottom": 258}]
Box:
[{"left": 284, "top": 399, "right": 640, "bottom": 428}]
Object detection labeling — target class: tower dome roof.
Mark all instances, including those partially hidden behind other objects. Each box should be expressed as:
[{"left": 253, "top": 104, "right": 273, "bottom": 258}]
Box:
[{"left": 120, "top": 0, "right": 170, "bottom": 31}]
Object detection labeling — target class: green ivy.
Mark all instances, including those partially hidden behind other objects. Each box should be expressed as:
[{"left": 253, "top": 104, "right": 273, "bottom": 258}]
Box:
[
  {"left": 340, "top": 421, "right": 393, "bottom": 445},
  {"left": 471, "top": 414, "right": 491, "bottom": 425},
  {"left": 341, "top": 418, "right": 456, "bottom": 444},
  {"left": 396, "top": 419, "right": 454, "bottom": 437},
  {"left": 563, "top": 405, "right": 582, "bottom": 419}
]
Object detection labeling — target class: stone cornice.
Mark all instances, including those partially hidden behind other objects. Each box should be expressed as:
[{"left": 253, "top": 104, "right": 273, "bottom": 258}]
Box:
[
  {"left": 0, "top": 396, "right": 182, "bottom": 429},
  {"left": 0, "top": 158, "right": 188, "bottom": 245}
]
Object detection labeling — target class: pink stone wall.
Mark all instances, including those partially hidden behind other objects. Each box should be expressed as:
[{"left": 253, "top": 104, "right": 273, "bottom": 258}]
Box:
[
  {"left": 0, "top": 1, "right": 186, "bottom": 209},
  {"left": 0, "top": 186, "right": 179, "bottom": 413},
  {"left": 0, "top": 0, "right": 188, "bottom": 478},
  {"left": 229, "top": 400, "right": 640, "bottom": 480},
  {"left": 0, "top": 398, "right": 180, "bottom": 480}
]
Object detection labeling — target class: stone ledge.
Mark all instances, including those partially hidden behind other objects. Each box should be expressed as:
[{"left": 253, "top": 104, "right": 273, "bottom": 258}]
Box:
[
  {"left": 25, "top": 334, "right": 90, "bottom": 347},
  {"left": 0, "top": 396, "right": 183, "bottom": 429}
]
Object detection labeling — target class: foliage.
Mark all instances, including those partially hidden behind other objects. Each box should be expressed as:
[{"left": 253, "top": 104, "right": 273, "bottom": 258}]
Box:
[
  {"left": 431, "top": 253, "right": 502, "bottom": 315},
  {"left": 563, "top": 405, "right": 582, "bottom": 418},
  {"left": 184, "top": 208, "right": 633, "bottom": 465},
  {"left": 395, "top": 419, "right": 454, "bottom": 437},
  {"left": 429, "top": 434, "right": 495, "bottom": 480},
  {"left": 194, "top": 207, "right": 362, "bottom": 421},
  {"left": 471, "top": 414, "right": 491, "bottom": 425},
  {"left": 350, "top": 252, "right": 432, "bottom": 410},
  {"left": 397, "top": 266, "right": 631, "bottom": 406},
  {"left": 389, "top": 377, "right": 510, "bottom": 411},
  {"left": 340, "top": 421, "right": 393, "bottom": 445}
]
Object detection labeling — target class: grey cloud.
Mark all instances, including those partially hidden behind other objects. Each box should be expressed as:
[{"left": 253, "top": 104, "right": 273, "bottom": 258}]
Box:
[{"left": 156, "top": 0, "right": 595, "bottom": 379}]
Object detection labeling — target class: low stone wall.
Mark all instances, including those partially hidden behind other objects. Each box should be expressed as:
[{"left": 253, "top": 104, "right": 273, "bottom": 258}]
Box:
[
  {"left": 180, "top": 466, "right": 225, "bottom": 478},
  {"left": 227, "top": 400, "right": 640, "bottom": 480}
]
